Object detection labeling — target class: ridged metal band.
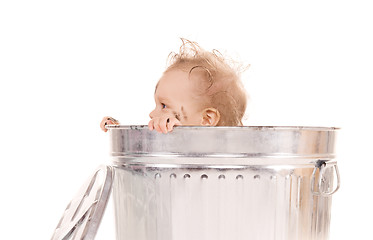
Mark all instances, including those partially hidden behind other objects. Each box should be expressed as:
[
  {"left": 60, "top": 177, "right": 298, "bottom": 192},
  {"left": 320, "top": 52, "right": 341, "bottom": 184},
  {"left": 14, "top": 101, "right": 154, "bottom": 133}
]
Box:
[{"left": 107, "top": 126, "right": 338, "bottom": 162}]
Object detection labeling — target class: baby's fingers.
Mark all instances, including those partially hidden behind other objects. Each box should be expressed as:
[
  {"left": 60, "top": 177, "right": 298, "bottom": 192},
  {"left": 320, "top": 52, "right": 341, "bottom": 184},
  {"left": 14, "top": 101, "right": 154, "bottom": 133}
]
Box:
[
  {"left": 100, "top": 117, "right": 110, "bottom": 132},
  {"left": 149, "top": 117, "right": 178, "bottom": 134},
  {"left": 100, "top": 116, "right": 119, "bottom": 132},
  {"left": 158, "top": 117, "right": 169, "bottom": 133},
  {"left": 153, "top": 118, "right": 163, "bottom": 133},
  {"left": 167, "top": 118, "right": 181, "bottom": 132},
  {"left": 156, "top": 117, "right": 171, "bottom": 133},
  {"left": 148, "top": 119, "right": 154, "bottom": 131}
]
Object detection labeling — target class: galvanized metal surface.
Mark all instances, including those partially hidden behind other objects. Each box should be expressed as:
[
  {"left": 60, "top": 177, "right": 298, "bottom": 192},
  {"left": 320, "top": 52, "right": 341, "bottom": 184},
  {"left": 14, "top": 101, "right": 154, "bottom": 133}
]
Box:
[
  {"left": 108, "top": 126, "right": 339, "bottom": 240},
  {"left": 51, "top": 166, "right": 113, "bottom": 240},
  {"left": 108, "top": 126, "right": 337, "bottom": 159}
]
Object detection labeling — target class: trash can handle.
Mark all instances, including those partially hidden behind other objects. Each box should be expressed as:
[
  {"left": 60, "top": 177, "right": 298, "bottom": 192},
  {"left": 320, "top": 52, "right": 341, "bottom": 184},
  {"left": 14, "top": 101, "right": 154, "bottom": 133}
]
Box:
[{"left": 311, "top": 160, "right": 340, "bottom": 197}]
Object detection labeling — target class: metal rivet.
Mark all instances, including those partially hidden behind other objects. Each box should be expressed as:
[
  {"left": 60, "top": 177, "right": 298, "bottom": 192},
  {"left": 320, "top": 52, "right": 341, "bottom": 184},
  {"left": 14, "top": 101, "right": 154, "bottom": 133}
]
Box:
[
  {"left": 170, "top": 173, "right": 177, "bottom": 178},
  {"left": 154, "top": 173, "right": 161, "bottom": 179},
  {"left": 201, "top": 174, "right": 208, "bottom": 179},
  {"left": 254, "top": 175, "right": 260, "bottom": 179},
  {"left": 236, "top": 175, "right": 244, "bottom": 179},
  {"left": 183, "top": 174, "right": 191, "bottom": 179},
  {"left": 218, "top": 174, "right": 225, "bottom": 179}
]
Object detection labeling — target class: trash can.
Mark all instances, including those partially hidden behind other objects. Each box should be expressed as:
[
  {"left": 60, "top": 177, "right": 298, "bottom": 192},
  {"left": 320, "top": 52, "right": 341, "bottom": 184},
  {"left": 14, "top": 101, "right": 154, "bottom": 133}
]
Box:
[{"left": 109, "top": 126, "right": 340, "bottom": 240}]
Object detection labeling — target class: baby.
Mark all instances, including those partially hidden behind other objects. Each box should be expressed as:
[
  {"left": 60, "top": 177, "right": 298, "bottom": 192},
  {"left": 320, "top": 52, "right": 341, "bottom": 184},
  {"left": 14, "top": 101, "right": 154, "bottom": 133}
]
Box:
[{"left": 100, "top": 39, "right": 248, "bottom": 133}]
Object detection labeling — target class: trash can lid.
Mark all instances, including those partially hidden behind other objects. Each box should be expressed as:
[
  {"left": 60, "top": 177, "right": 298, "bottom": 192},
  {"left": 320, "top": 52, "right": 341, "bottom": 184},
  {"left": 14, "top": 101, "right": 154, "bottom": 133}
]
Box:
[{"left": 51, "top": 165, "right": 113, "bottom": 240}]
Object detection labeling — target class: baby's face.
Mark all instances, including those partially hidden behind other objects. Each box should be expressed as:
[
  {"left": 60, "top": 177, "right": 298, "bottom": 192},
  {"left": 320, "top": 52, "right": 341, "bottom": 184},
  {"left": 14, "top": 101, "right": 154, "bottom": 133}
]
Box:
[{"left": 149, "top": 69, "right": 205, "bottom": 125}]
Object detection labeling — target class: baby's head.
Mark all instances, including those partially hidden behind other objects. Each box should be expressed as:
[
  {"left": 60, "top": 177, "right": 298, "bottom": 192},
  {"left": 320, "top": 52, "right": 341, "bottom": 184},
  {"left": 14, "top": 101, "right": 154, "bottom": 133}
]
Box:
[{"left": 149, "top": 39, "right": 248, "bottom": 130}]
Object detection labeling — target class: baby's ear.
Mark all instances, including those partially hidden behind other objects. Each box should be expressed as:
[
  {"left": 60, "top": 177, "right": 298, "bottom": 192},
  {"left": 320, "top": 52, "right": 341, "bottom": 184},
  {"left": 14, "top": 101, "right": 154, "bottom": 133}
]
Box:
[{"left": 201, "top": 108, "right": 220, "bottom": 126}]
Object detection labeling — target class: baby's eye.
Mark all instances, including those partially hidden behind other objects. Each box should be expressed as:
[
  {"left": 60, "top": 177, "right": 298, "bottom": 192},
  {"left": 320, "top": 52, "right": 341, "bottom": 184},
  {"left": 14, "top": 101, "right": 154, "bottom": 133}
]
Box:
[{"left": 161, "top": 103, "right": 167, "bottom": 109}]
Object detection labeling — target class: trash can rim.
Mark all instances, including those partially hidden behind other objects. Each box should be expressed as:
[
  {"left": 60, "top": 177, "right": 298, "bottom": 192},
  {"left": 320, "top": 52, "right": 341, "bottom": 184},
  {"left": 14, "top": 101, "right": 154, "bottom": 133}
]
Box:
[{"left": 106, "top": 125, "right": 339, "bottom": 131}]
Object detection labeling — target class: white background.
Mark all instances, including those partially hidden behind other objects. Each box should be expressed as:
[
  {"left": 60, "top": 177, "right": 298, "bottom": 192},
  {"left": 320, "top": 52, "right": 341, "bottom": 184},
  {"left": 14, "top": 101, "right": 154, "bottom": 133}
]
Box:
[{"left": 1, "top": 0, "right": 372, "bottom": 239}]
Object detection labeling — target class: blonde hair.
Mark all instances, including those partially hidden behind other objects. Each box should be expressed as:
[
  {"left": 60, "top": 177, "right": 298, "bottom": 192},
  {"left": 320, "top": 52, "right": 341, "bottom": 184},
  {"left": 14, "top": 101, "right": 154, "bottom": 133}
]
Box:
[{"left": 166, "top": 39, "right": 248, "bottom": 126}]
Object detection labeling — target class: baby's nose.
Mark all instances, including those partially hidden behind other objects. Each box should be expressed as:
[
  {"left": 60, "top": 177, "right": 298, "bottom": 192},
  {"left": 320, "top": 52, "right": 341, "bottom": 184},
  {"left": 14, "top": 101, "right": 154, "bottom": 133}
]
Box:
[{"left": 149, "top": 110, "right": 155, "bottom": 119}]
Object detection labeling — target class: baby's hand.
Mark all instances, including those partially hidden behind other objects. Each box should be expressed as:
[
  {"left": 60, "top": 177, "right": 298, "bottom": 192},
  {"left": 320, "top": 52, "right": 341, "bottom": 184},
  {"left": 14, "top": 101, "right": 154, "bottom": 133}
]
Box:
[
  {"left": 100, "top": 116, "right": 120, "bottom": 132},
  {"left": 148, "top": 114, "right": 181, "bottom": 133}
]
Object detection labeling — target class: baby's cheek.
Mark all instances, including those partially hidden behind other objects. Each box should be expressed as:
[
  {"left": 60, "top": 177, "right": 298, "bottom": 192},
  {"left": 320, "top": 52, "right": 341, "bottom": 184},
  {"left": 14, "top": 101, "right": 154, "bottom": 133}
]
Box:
[
  {"left": 180, "top": 106, "right": 191, "bottom": 122},
  {"left": 172, "top": 111, "right": 181, "bottom": 121}
]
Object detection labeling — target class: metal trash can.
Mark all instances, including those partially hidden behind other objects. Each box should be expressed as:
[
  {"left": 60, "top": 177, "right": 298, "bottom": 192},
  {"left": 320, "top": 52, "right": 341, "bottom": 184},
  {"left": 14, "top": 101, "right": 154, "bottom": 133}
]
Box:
[{"left": 109, "top": 126, "right": 340, "bottom": 240}]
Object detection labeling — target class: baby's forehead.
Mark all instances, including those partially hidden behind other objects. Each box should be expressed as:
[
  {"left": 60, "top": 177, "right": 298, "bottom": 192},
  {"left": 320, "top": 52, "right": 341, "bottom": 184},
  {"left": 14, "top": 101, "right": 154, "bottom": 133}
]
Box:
[
  {"left": 154, "top": 70, "right": 186, "bottom": 89},
  {"left": 154, "top": 82, "right": 159, "bottom": 93}
]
